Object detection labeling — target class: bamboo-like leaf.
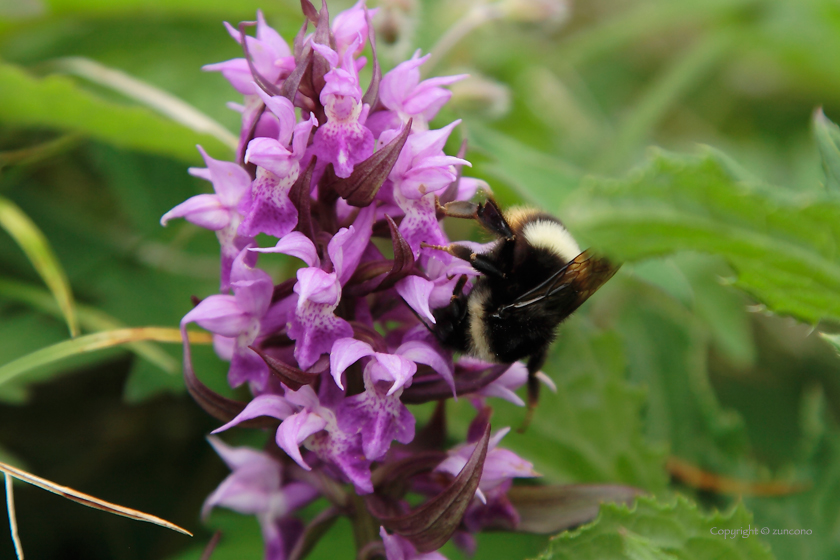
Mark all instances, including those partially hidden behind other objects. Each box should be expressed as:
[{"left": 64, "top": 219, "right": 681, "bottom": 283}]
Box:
[
  {"left": 0, "top": 460, "right": 192, "bottom": 536},
  {"left": 0, "top": 196, "right": 79, "bottom": 337},
  {"left": 0, "top": 278, "right": 177, "bottom": 374},
  {"left": 51, "top": 57, "right": 237, "bottom": 150},
  {"left": 0, "top": 62, "right": 230, "bottom": 162},
  {"left": 0, "top": 327, "right": 212, "bottom": 387}
]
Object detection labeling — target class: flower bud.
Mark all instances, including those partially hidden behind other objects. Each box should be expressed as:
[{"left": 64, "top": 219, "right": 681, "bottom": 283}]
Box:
[
  {"left": 497, "top": 0, "right": 569, "bottom": 26},
  {"left": 448, "top": 73, "right": 511, "bottom": 120}
]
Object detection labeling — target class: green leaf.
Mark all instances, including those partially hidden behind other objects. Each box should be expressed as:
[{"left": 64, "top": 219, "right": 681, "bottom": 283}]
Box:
[
  {"left": 51, "top": 57, "right": 236, "bottom": 150},
  {"left": 814, "top": 108, "right": 840, "bottom": 192},
  {"left": 745, "top": 392, "right": 840, "bottom": 560},
  {"left": 539, "top": 495, "right": 775, "bottom": 560},
  {"left": 0, "top": 277, "right": 177, "bottom": 374},
  {"left": 821, "top": 333, "right": 840, "bottom": 357},
  {"left": 464, "top": 121, "right": 582, "bottom": 208},
  {"left": 565, "top": 150, "right": 840, "bottom": 324},
  {"left": 0, "top": 62, "right": 232, "bottom": 163},
  {"left": 0, "top": 196, "right": 78, "bottom": 337},
  {"left": 460, "top": 319, "right": 668, "bottom": 493},
  {"left": 616, "top": 280, "right": 751, "bottom": 469},
  {"left": 0, "top": 327, "right": 210, "bottom": 388},
  {"left": 41, "top": 0, "right": 290, "bottom": 17}
]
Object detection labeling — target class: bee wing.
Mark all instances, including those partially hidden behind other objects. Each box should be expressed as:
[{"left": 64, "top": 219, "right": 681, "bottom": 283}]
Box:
[{"left": 505, "top": 252, "right": 619, "bottom": 315}]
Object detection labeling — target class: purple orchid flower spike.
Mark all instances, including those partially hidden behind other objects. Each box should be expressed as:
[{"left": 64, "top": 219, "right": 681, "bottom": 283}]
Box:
[
  {"left": 367, "top": 50, "right": 467, "bottom": 136},
  {"left": 204, "top": 436, "right": 319, "bottom": 560},
  {"left": 161, "top": 145, "right": 253, "bottom": 291},
  {"left": 204, "top": 10, "right": 296, "bottom": 95},
  {"left": 173, "top": 3, "right": 620, "bottom": 557},
  {"left": 309, "top": 36, "right": 374, "bottom": 179}
]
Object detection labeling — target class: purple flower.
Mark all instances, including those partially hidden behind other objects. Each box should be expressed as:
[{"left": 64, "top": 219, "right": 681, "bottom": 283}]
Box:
[
  {"left": 161, "top": 146, "right": 253, "bottom": 291},
  {"left": 330, "top": 338, "right": 417, "bottom": 459},
  {"left": 380, "top": 527, "right": 449, "bottom": 560},
  {"left": 180, "top": 250, "right": 283, "bottom": 389},
  {"left": 308, "top": 38, "right": 374, "bottom": 178},
  {"left": 203, "top": 10, "right": 295, "bottom": 95},
  {"left": 240, "top": 93, "right": 317, "bottom": 238},
  {"left": 331, "top": 0, "right": 378, "bottom": 57},
  {"left": 436, "top": 426, "right": 538, "bottom": 504},
  {"left": 214, "top": 384, "right": 374, "bottom": 494},
  {"left": 472, "top": 360, "right": 556, "bottom": 406},
  {"left": 203, "top": 436, "right": 318, "bottom": 560},
  {"left": 366, "top": 50, "right": 467, "bottom": 136},
  {"left": 382, "top": 121, "right": 469, "bottom": 256}
]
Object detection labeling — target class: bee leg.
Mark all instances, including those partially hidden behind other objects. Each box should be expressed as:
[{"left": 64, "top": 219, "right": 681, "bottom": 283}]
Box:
[
  {"left": 430, "top": 275, "right": 471, "bottom": 351},
  {"left": 421, "top": 242, "right": 507, "bottom": 279},
  {"left": 451, "top": 274, "right": 469, "bottom": 300},
  {"left": 438, "top": 198, "right": 514, "bottom": 241},
  {"left": 518, "top": 347, "right": 548, "bottom": 433}
]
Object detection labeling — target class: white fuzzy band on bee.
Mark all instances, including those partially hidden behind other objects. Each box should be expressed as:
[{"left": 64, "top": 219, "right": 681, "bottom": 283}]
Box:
[
  {"left": 522, "top": 220, "right": 581, "bottom": 263},
  {"left": 467, "top": 286, "right": 496, "bottom": 363}
]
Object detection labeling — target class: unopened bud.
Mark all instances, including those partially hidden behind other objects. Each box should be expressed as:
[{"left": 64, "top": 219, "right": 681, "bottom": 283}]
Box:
[
  {"left": 497, "top": 0, "right": 569, "bottom": 25},
  {"left": 448, "top": 74, "right": 511, "bottom": 119},
  {"left": 375, "top": 0, "right": 417, "bottom": 45}
]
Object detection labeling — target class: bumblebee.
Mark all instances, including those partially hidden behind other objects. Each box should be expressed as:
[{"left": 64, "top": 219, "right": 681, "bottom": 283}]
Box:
[{"left": 424, "top": 198, "right": 619, "bottom": 419}]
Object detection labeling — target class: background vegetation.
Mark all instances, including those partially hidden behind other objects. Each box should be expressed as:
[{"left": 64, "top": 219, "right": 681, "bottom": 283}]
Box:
[{"left": 1, "top": 0, "right": 840, "bottom": 558}]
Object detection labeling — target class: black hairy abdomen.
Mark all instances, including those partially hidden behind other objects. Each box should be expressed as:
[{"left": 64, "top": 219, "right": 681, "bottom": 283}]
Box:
[{"left": 480, "top": 246, "right": 568, "bottom": 362}]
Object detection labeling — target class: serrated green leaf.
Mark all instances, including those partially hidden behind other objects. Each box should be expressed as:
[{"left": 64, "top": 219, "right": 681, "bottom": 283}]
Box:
[
  {"left": 0, "top": 196, "right": 78, "bottom": 337},
  {"left": 539, "top": 495, "right": 775, "bottom": 560},
  {"left": 0, "top": 62, "right": 231, "bottom": 163},
  {"left": 464, "top": 121, "right": 582, "bottom": 208},
  {"left": 746, "top": 414, "right": 840, "bottom": 560},
  {"left": 566, "top": 151, "right": 840, "bottom": 324}
]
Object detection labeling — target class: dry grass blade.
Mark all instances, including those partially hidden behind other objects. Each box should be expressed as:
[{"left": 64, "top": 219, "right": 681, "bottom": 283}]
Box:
[
  {"left": 0, "top": 460, "right": 192, "bottom": 536},
  {"left": 5, "top": 473, "right": 23, "bottom": 559},
  {"left": 0, "top": 195, "right": 79, "bottom": 337},
  {"left": 0, "top": 327, "right": 213, "bottom": 387}
]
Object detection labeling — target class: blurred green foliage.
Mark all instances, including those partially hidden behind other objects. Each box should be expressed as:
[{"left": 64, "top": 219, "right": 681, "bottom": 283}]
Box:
[{"left": 1, "top": 0, "right": 840, "bottom": 558}]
